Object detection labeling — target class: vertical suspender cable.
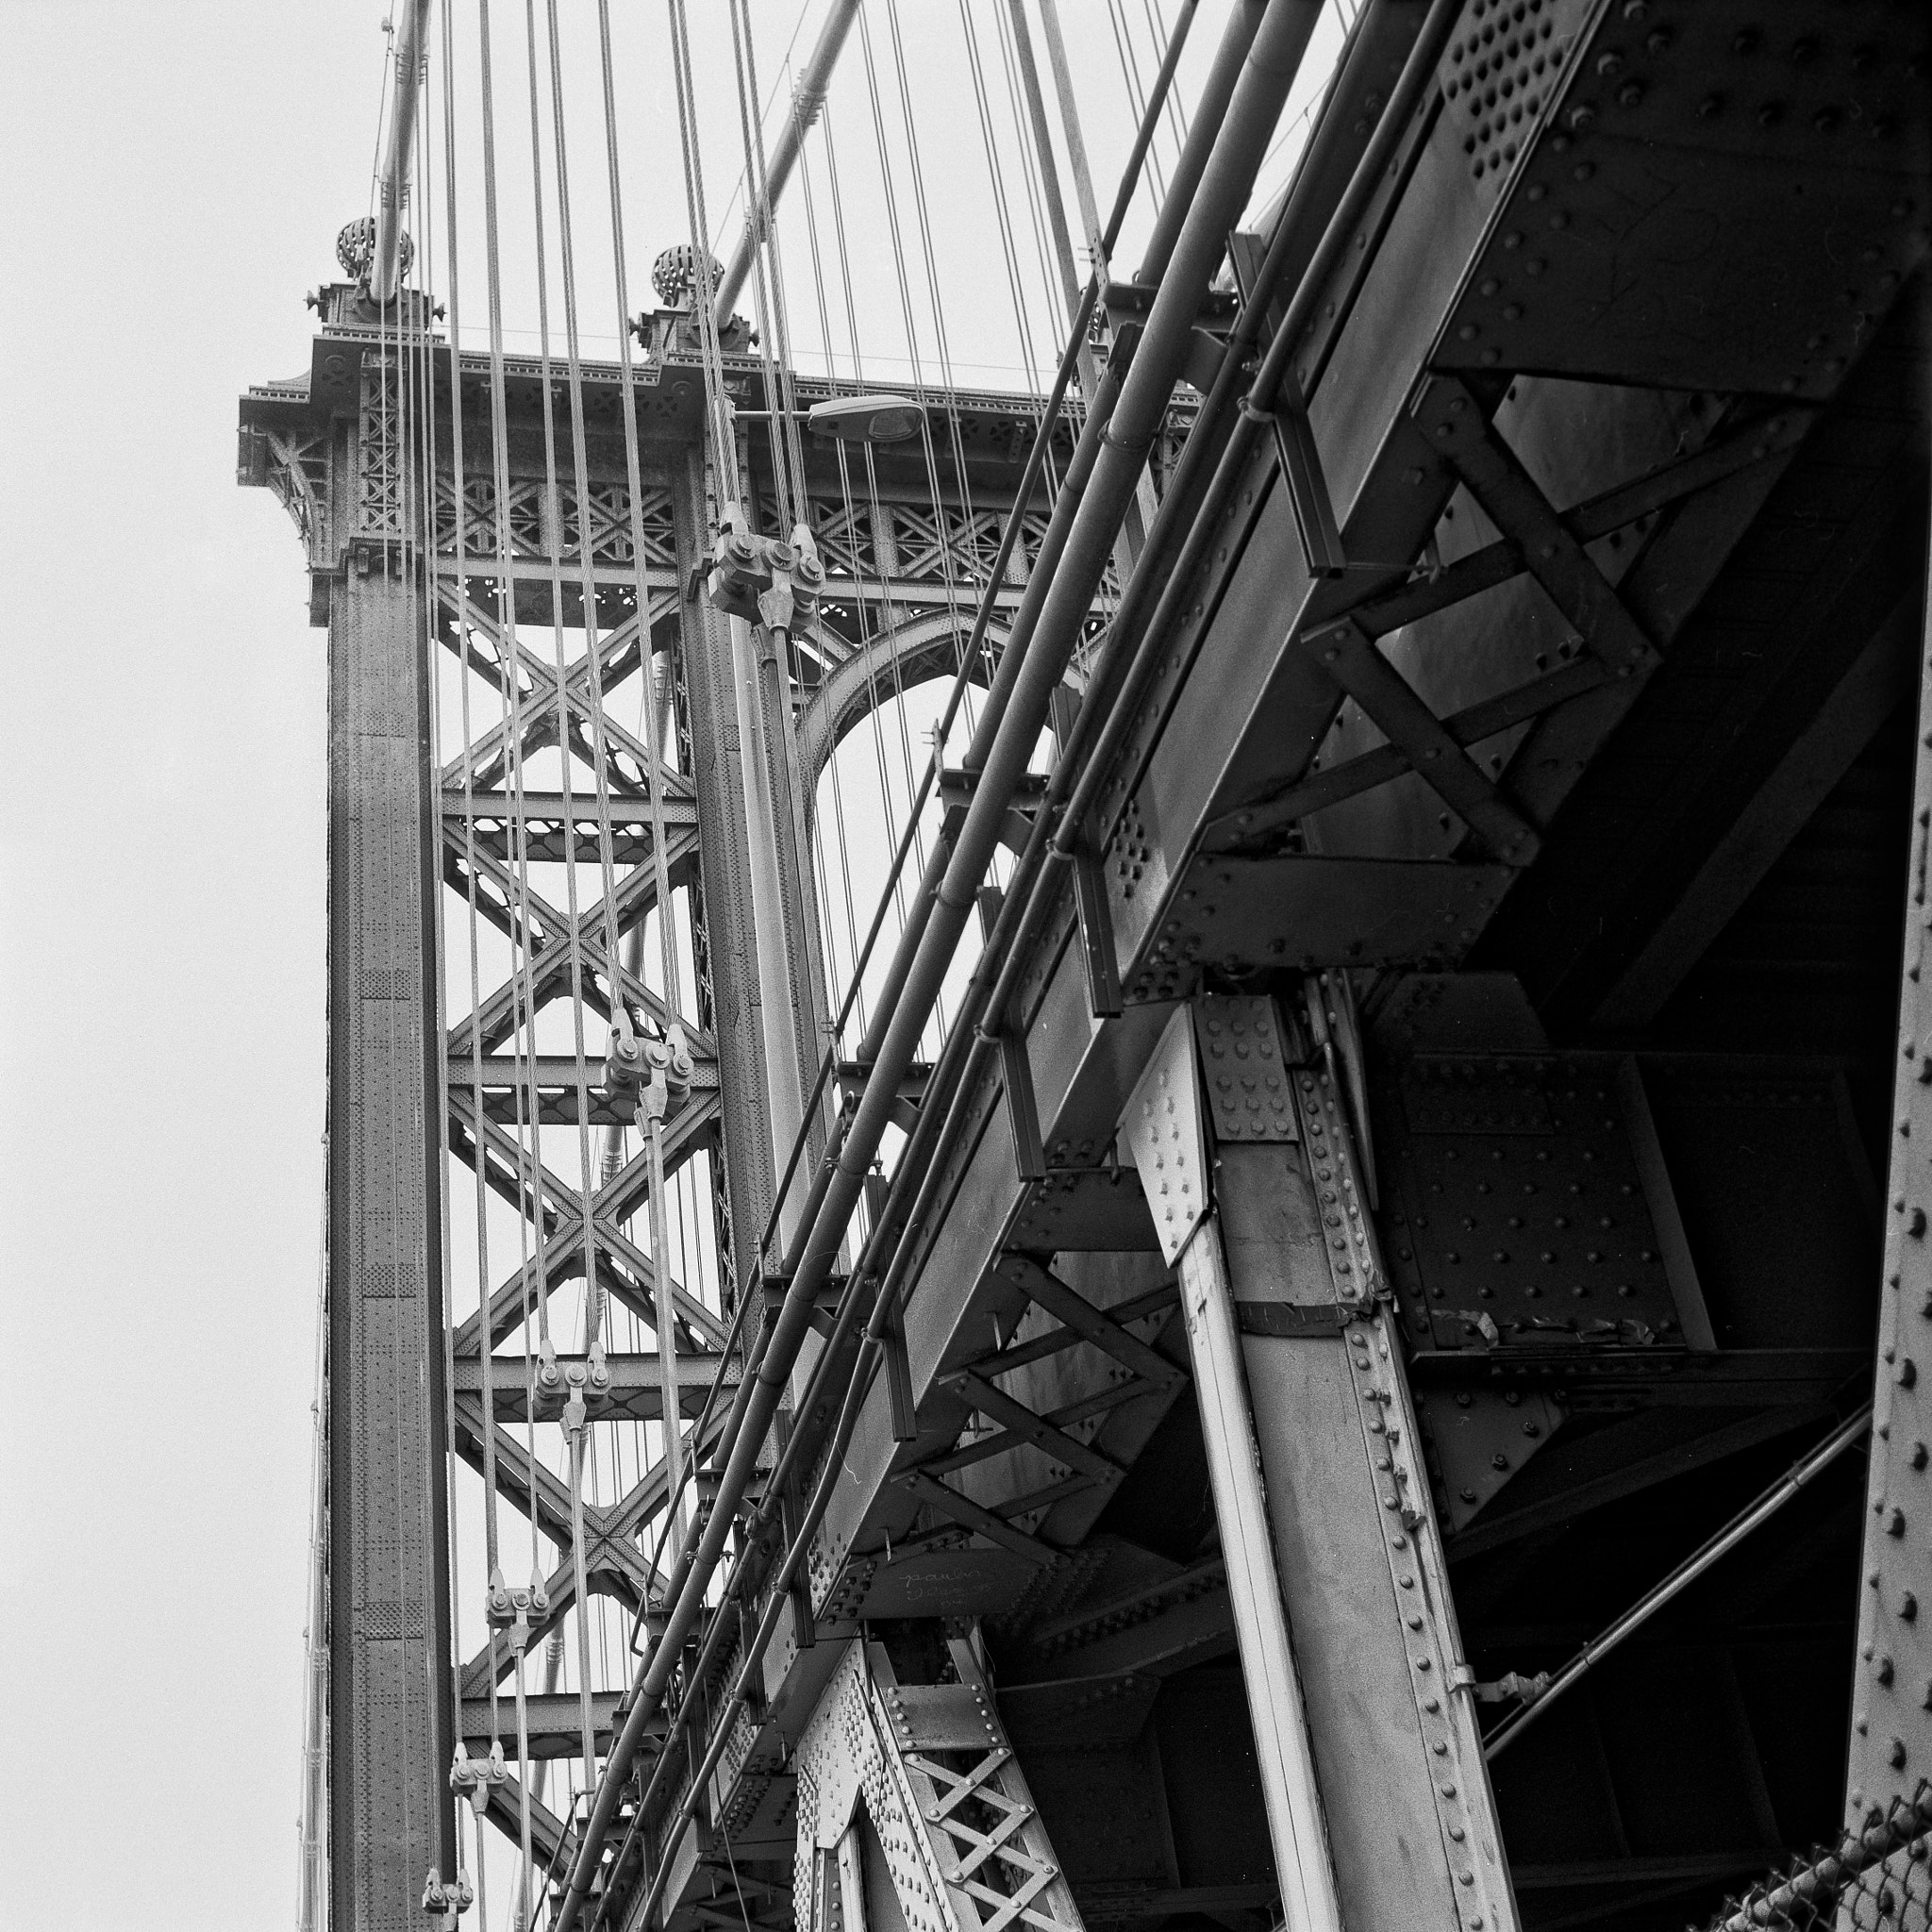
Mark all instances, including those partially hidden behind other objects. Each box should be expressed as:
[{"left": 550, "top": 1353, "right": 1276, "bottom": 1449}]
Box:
[
  {"left": 530, "top": 0, "right": 620, "bottom": 1815},
  {"left": 593, "top": 0, "right": 690, "bottom": 1551},
  {"left": 406, "top": 25, "right": 475, "bottom": 1897}
]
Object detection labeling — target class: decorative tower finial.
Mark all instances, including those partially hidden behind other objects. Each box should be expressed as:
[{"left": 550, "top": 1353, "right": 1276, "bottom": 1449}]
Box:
[
  {"left": 651, "top": 243, "right": 722, "bottom": 309},
  {"left": 337, "top": 215, "right": 413, "bottom": 287}
]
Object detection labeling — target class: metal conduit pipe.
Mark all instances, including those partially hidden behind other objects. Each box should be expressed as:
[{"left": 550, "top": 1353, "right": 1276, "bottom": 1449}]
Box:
[
  {"left": 737, "top": 0, "right": 1445, "bottom": 1657},
  {"left": 749, "top": 37, "right": 1298, "bottom": 1375},
  {"left": 741, "top": 0, "right": 1327, "bottom": 1673},
  {"left": 371, "top": 0, "right": 433, "bottom": 307},
  {"left": 1064, "top": 0, "right": 1464, "bottom": 843},
  {"left": 1134, "top": 0, "right": 1267, "bottom": 285},
  {"left": 547, "top": 13, "right": 1315, "bottom": 1924},
  {"left": 960, "top": 0, "right": 1325, "bottom": 786},
  {"left": 711, "top": 0, "right": 861, "bottom": 326},
  {"left": 833, "top": 0, "right": 1461, "bottom": 1472},
  {"left": 801, "top": 0, "right": 1327, "bottom": 1379},
  {"left": 1233, "top": 0, "right": 1378, "bottom": 262},
  {"left": 841, "top": 8, "right": 1403, "bottom": 1201},
  {"left": 947, "top": 0, "right": 1461, "bottom": 1091},
  {"left": 1484, "top": 1403, "right": 1874, "bottom": 1762},
  {"left": 774, "top": 0, "right": 1457, "bottom": 1561}
]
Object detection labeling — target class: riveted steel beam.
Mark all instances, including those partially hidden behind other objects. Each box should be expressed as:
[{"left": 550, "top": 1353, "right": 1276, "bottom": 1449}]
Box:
[{"left": 1849, "top": 504, "right": 1932, "bottom": 1820}]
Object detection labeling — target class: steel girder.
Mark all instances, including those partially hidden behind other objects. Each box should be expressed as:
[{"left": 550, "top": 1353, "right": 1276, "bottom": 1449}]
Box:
[{"left": 1853, "top": 517, "right": 1932, "bottom": 1822}]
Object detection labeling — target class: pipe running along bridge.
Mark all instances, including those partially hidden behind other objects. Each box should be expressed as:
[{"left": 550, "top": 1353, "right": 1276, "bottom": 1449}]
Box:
[{"left": 238, "top": 2, "right": 1932, "bottom": 1929}]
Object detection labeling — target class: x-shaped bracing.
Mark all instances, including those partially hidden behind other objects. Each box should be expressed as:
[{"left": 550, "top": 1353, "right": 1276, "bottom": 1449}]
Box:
[
  {"left": 435, "top": 586, "right": 685, "bottom": 802},
  {"left": 445, "top": 834, "right": 708, "bottom": 1059},
  {"left": 456, "top": 1400, "right": 732, "bottom": 1700},
  {"left": 447, "top": 1090, "right": 724, "bottom": 1354},
  {"left": 898, "top": 1260, "right": 1184, "bottom": 1564},
  {"left": 1204, "top": 384, "right": 1816, "bottom": 855}
]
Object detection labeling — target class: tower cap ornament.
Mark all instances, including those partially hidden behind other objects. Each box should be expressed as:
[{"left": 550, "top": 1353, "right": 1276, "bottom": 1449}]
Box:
[
  {"left": 338, "top": 216, "right": 413, "bottom": 286},
  {"left": 651, "top": 243, "right": 723, "bottom": 308}
]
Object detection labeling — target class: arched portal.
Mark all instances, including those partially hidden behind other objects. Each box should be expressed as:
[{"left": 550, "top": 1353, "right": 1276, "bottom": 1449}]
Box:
[{"left": 796, "top": 609, "right": 1008, "bottom": 788}]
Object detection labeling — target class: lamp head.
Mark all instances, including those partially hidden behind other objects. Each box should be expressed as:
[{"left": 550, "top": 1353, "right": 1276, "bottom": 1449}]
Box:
[{"left": 806, "top": 394, "right": 924, "bottom": 444}]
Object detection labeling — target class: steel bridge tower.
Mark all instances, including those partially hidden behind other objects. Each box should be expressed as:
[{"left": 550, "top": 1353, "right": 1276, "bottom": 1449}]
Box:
[{"left": 242, "top": 217, "right": 1106, "bottom": 1926}]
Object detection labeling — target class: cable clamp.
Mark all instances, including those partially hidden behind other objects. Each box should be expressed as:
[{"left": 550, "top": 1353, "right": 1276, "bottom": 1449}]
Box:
[
  {"left": 791, "top": 522, "right": 824, "bottom": 606},
  {"left": 422, "top": 1866, "right": 474, "bottom": 1923},
  {"left": 449, "top": 1742, "right": 508, "bottom": 1823},
  {"left": 486, "top": 1567, "right": 552, "bottom": 1633},
  {"left": 604, "top": 1012, "right": 648, "bottom": 1097},
  {"left": 757, "top": 578, "right": 796, "bottom": 637},
  {"left": 558, "top": 1346, "right": 611, "bottom": 1432},
  {"left": 605, "top": 1018, "right": 693, "bottom": 1123}
]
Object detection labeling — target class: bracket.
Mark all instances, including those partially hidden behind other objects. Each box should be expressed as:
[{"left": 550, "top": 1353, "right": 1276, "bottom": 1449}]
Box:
[
  {"left": 1261, "top": 377, "right": 1348, "bottom": 579},
  {"left": 1049, "top": 686, "right": 1124, "bottom": 1019},
  {"left": 999, "top": 1031, "right": 1047, "bottom": 1184},
  {"left": 1116, "top": 1006, "right": 1210, "bottom": 1268},
  {"left": 1192, "top": 992, "right": 1300, "bottom": 1144},
  {"left": 940, "top": 766, "right": 1044, "bottom": 858}
]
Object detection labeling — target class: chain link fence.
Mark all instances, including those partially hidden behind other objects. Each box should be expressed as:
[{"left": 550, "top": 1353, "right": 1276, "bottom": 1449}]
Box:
[{"left": 1701, "top": 1786, "right": 1932, "bottom": 1930}]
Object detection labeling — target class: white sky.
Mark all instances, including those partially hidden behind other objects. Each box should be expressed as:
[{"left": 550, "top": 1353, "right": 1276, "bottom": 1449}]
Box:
[{"left": 0, "top": 4, "right": 1345, "bottom": 1925}]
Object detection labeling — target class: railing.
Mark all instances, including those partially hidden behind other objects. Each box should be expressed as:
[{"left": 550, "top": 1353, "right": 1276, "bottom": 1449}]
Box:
[{"left": 1705, "top": 1785, "right": 1932, "bottom": 1932}]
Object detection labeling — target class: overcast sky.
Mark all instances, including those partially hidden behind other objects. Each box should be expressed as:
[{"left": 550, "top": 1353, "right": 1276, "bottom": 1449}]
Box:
[
  {"left": 1, "top": 6, "right": 363, "bottom": 1925},
  {"left": 0, "top": 4, "right": 1339, "bottom": 1924}
]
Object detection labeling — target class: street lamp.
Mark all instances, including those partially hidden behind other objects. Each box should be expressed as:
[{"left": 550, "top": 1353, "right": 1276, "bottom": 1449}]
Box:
[{"left": 804, "top": 394, "right": 925, "bottom": 444}]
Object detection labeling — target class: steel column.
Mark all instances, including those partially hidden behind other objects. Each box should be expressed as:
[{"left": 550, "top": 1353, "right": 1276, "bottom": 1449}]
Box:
[
  {"left": 325, "top": 550, "right": 457, "bottom": 1924},
  {"left": 675, "top": 441, "right": 780, "bottom": 1263},
  {"left": 730, "top": 608, "right": 812, "bottom": 1245},
  {"left": 1120, "top": 995, "right": 1516, "bottom": 1930},
  {"left": 1849, "top": 499, "right": 1932, "bottom": 1821},
  {"left": 1174, "top": 1221, "right": 1342, "bottom": 1932}
]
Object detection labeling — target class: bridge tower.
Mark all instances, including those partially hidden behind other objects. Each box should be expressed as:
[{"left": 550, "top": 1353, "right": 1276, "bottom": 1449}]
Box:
[{"left": 241, "top": 218, "right": 1098, "bottom": 1927}]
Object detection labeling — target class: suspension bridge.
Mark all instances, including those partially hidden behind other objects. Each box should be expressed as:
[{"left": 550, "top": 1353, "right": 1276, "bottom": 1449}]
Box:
[{"left": 236, "top": 2, "right": 1932, "bottom": 1928}]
